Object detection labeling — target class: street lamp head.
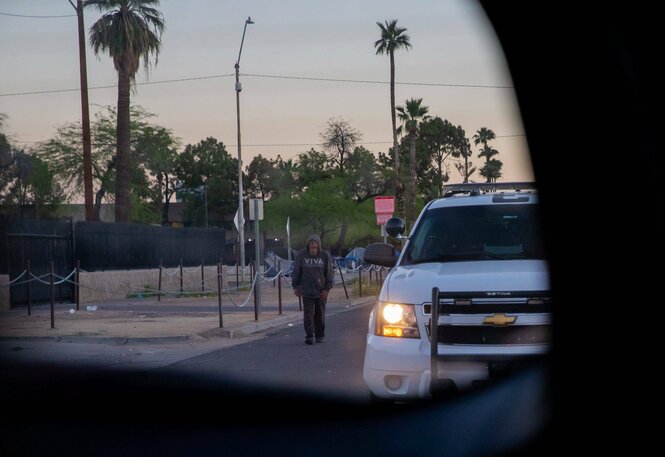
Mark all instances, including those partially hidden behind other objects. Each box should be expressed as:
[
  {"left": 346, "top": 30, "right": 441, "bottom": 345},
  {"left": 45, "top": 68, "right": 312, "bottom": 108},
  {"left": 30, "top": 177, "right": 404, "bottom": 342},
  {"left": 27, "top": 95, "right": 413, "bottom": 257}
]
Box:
[{"left": 237, "top": 16, "right": 255, "bottom": 66}]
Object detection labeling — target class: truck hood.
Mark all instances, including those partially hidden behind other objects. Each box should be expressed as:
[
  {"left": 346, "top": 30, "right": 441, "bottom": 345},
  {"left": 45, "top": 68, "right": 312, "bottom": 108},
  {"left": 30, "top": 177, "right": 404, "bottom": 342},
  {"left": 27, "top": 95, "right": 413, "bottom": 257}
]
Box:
[{"left": 381, "top": 260, "right": 550, "bottom": 304}]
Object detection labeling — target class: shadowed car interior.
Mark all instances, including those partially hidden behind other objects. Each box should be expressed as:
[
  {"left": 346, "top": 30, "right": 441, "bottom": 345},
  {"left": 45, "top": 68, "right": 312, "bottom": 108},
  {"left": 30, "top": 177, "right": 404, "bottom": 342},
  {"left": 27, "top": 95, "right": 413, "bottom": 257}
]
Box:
[{"left": 0, "top": 2, "right": 658, "bottom": 456}]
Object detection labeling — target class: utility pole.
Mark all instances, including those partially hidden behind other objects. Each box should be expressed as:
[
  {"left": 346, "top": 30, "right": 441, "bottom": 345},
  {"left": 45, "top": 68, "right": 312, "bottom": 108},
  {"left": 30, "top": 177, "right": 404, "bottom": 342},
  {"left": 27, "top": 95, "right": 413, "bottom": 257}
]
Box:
[{"left": 70, "top": 0, "right": 94, "bottom": 221}]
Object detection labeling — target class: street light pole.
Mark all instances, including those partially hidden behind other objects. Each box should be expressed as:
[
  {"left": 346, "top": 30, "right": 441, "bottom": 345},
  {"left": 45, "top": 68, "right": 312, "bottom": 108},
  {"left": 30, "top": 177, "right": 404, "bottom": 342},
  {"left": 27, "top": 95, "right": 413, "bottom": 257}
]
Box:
[{"left": 235, "top": 16, "right": 254, "bottom": 282}]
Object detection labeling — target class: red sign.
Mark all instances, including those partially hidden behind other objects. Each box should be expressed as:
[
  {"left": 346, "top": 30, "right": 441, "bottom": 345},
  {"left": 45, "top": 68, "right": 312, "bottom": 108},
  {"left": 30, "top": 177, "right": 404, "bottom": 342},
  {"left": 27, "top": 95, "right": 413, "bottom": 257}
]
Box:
[
  {"left": 376, "top": 213, "right": 392, "bottom": 225},
  {"left": 374, "top": 196, "right": 395, "bottom": 214}
]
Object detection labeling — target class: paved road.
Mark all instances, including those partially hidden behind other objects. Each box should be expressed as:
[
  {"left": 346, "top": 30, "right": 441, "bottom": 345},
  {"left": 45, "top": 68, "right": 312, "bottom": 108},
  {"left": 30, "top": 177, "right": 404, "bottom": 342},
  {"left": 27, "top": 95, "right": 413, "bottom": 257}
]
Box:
[
  {"left": 159, "top": 303, "right": 373, "bottom": 403},
  {"left": 0, "top": 301, "right": 375, "bottom": 403}
]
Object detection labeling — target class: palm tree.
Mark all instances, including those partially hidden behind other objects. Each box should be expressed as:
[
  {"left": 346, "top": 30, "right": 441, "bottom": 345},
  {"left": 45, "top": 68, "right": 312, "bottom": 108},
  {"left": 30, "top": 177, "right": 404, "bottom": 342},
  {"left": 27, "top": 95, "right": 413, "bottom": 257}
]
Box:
[
  {"left": 374, "top": 19, "right": 411, "bottom": 219},
  {"left": 86, "top": 0, "right": 165, "bottom": 223},
  {"left": 480, "top": 159, "right": 503, "bottom": 183},
  {"left": 473, "top": 127, "right": 499, "bottom": 183},
  {"left": 455, "top": 132, "right": 476, "bottom": 183},
  {"left": 396, "top": 98, "right": 429, "bottom": 224}
]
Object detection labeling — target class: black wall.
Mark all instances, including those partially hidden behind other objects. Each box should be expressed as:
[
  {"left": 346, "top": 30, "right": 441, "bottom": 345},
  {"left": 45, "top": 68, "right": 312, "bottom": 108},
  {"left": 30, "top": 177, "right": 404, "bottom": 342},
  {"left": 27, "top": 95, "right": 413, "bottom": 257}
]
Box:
[{"left": 1, "top": 220, "right": 226, "bottom": 306}]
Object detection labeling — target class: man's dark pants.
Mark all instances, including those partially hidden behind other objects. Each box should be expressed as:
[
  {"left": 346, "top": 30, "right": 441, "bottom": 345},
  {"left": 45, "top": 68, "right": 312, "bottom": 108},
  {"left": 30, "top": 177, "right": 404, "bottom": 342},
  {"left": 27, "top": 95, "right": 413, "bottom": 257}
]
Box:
[{"left": 302, "top": 296, "right": 326, "bottom": 339}]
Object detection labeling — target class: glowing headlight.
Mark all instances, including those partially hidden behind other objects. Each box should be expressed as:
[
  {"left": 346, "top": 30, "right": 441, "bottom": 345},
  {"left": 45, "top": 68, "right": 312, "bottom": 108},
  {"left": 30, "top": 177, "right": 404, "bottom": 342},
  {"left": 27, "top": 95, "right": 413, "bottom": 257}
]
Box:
[
  {"left": 383, "top": 304, "right": 404, "bottom": 324},
  {"left": 376, "top": 302, "right": 420, "bottom": 339}
]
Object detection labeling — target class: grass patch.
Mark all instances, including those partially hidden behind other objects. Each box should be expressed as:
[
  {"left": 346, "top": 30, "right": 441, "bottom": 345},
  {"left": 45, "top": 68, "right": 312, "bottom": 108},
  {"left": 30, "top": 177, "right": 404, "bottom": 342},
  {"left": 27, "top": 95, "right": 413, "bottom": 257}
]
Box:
[
  {"left": 348, "top": 278, "right": 382, "bottom": 298},
  {"left": 127, "top": 284, "right": 220, "bottom": 299},
  {"left": 126, "top": 284, "right": 157, "bottom": 299}
]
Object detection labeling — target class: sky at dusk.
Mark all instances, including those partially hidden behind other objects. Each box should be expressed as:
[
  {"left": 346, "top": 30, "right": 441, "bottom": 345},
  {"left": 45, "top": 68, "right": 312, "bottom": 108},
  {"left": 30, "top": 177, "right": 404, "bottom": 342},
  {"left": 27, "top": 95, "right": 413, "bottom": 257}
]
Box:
[{"left": 0, "top": 0, "right": 534, "bottom": 183}]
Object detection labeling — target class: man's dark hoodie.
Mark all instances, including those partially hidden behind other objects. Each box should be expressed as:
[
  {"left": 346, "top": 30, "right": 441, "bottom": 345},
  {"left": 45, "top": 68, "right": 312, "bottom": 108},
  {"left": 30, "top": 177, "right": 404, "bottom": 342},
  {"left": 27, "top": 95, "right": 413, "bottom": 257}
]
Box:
[{"left": 291, "top": 235, "right": 334, "bottom": 298}]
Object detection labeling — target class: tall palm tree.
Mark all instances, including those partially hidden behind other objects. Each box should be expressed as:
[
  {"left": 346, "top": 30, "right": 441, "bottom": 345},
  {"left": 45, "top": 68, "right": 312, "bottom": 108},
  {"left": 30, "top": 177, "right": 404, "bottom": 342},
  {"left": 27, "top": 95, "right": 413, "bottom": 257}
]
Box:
[
  {"left": 479, "top": 159, "right": 503, "bottom": 183},
  {"left": 374, "top": 19, "right": 411, "bottom": 219},
  {"left": 86, "top": 0, "right": 164, "bottom": 223},
  {"left": 396, "top": 98, "right": 429, "bottom": 224},
  {"left": 473, "top": 127, "right": 499, "bottom": 182},
  {"left": 455, "top": 132, "right": 476, "bottom": 183}
]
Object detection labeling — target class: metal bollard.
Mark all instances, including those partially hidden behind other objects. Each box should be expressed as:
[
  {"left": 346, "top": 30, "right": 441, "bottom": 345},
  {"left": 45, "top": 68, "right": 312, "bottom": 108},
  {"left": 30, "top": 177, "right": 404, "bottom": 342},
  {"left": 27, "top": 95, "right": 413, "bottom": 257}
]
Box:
[
  {"left": 50, "top": 261, "right": 55, "bottom": 329},
  {"left": 217, "top": 262, "right": 224, "bottom": 328},
  {"left": 158, "top": 260, "right": 162, "bottom": 302}
]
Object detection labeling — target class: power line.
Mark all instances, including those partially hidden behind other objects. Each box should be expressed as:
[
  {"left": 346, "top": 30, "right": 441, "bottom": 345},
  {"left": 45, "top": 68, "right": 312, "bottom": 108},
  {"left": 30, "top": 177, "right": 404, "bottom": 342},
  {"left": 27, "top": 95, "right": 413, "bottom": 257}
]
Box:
[
  {"left": 1, "top": 87, "right": 89, "bottom": 97},
  {"left": 0, "top": 12, "right": 76, "bottom": 18},
  {"left": 0, "top": 74, "right": 236, "bottom": 97},
  {"left": 0, "top": 72, "right": 512, "bottom": 98},
  {"left": 243, "top": 73, "right": 514, "bottom": 89},
  {"left": 135, "top": 73, "right": 235, "bottom": 86}
]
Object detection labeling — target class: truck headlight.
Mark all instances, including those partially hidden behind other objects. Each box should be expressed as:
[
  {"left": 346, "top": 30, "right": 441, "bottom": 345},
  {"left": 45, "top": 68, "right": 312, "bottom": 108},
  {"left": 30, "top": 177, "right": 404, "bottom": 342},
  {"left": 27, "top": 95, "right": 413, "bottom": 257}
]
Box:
[{"left": 376, "top": 302, "right": 419, "bottom": 338}]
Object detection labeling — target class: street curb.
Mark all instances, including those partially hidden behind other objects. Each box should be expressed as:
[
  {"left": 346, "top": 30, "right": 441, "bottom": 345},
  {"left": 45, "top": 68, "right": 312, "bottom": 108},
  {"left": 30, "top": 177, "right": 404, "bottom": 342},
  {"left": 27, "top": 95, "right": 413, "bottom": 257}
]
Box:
[
  {"left": 0, "top": 297, "right": 378, "bottom": 344},
  {"left": 226, "top": 296, "right": 376, "bottom": 338},
  {"left": 223, "top": 313, "right": 302, "bottom": 338},
  {"left": 196, "top": 297, "right": 376, "bottom": 339},
  {"left": 0, "top": 335, "right": 192, "bottom": 345}
]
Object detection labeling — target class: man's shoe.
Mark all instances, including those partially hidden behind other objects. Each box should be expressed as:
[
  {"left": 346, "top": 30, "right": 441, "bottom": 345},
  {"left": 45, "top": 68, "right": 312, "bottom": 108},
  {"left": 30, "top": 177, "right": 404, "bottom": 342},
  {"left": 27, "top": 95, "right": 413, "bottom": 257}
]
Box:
[
  {"left": 305, "top": 337, "right": 313, "bottom": 345},
  {"left": 315, "top": 337, "right": 324, "bottom": 343}
]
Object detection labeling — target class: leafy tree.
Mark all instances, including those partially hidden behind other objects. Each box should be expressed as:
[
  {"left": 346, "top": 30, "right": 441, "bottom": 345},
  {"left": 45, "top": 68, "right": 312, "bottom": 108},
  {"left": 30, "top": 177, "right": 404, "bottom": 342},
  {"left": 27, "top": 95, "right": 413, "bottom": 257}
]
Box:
[
  {"left": 135, "top": 125, "right": 179, "bottom": 224},
  {"left": 264, "top": 177, "right": 355, "bottom": 250},
  {"left": 294, "top": 148, "right": 333, "bottom": 190},
  {"left": 298, "top": 178, "right": 355, "bottom": 243},
  {"left": 36, "top": 105, "right": 171, "bottom": 222},
  {"left": 246, "top": 154, "right": 280, "bottom": 201},
  {"left": 419, "top": 117, "right": 455, "bottom": 193},
  {"left": 29, "top": 156, "right": 66, "bottom": 220},
  {"left": 397, "top": 97, "right": 429, "bottom": 223},
  {"left": 1, "top": 114, "right": 63, "bottom": 220},
  {"left": 335, "top": 146, "right": 391, "bottom": 252},
  {"left": 320, "top": 117, "right": 361, "bottom": 174},
  {"left": 263, "top": 146, "right": 388, "bottom": 254},
  {"left": 86, "top": 0, "right": 165, "bottom": 223},
  {"left": 0, "top": 114, "right": 15, "bottom": 180},
  {"left": 273, "top": 155, "right": 298, "bottom": 198},
  {"left": 246, "top": 154, "right": 300, "bottom": 201},
  {"left": 345, "top": 146, "right": 391, "bottom": 205},
  {"left": 0, "top": 150, "right": 64, "bottom": 220},
  {"left": 174, "top": 137, "right": 237, "bottom": 228},
  {"left": 374, "top": 19, "right": 411, "bottom": 219}
]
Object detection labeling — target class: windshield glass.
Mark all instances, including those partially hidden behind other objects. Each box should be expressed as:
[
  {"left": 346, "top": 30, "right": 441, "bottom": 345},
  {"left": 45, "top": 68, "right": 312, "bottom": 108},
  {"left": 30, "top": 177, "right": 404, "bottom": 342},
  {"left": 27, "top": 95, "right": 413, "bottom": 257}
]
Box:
[{"left": 404, "top": 203, "right": 545, "bottom": 264}]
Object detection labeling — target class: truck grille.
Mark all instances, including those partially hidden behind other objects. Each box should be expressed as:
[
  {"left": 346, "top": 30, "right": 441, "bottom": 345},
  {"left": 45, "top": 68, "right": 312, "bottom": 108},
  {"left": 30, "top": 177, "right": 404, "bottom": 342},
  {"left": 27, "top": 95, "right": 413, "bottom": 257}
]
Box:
[
  {"left": 426, "top": 290, "right": 552, "bottom": 345},
  {"left": 432, "top": 324, "right": 550, "bottom": 345}
]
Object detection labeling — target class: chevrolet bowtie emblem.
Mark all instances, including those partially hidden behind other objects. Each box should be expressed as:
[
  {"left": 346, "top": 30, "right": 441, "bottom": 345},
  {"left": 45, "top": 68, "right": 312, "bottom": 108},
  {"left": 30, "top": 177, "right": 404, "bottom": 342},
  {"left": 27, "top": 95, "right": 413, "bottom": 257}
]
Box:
[{"left": 483, "top": 313, "right": 517, "bottom": 326}]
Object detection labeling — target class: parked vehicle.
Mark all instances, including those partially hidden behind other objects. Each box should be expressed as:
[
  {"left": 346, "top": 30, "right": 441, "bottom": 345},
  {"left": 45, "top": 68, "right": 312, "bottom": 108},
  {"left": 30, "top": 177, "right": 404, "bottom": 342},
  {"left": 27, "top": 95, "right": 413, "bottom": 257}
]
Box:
[{"left": 362, "top": 182, "right": 551, "bottom": 401}]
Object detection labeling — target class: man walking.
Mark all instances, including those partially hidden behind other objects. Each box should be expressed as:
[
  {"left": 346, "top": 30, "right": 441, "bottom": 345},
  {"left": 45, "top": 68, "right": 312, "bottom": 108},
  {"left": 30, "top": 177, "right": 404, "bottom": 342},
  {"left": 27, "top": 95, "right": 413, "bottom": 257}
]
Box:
[{"left": 292, "top": 234, "right": 334, "bottom": 345}]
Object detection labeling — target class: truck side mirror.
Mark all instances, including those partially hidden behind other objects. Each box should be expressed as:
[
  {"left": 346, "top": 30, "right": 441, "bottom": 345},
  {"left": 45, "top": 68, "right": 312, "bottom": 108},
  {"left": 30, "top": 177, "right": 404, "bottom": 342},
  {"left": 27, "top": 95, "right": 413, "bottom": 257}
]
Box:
[{"left": 363, "top": 243, "right": 397, "bottom": 268}]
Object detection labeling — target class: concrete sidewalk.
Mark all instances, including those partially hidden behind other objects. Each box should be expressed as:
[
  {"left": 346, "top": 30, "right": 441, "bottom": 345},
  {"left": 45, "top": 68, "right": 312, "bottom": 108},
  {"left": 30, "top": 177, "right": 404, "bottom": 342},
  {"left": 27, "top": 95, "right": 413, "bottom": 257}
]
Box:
[{"left": 0, "top": 285, "right": 376, "bottom": 344}]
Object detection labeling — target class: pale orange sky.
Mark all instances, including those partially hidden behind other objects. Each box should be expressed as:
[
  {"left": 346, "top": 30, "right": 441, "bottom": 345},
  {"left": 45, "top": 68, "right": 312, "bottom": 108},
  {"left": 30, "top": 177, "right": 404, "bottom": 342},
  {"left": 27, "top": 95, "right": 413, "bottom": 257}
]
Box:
[{"left": 0, "top": 0, "right": 534, "bottom": 183}]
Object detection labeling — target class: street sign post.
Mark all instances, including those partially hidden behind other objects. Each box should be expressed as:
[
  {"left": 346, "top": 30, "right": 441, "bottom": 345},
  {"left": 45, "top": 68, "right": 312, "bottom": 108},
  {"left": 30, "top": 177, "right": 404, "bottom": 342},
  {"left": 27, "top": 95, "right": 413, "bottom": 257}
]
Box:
[
  {"left": 376, "top": 213, "right": 392, "bottom": 225},
  {"left": 374, "top": 196, "right": 395, "bottom": 242},
  {"left": 374, "top": 196, "right": 395, "bottom": 214}
]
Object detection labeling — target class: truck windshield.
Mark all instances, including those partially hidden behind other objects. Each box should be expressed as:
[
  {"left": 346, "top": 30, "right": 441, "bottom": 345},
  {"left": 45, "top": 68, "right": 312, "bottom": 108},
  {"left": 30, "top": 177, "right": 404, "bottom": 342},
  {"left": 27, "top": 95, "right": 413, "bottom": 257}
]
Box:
[{"left": 404, "top": 203, "right": 546, "bottom": 264}]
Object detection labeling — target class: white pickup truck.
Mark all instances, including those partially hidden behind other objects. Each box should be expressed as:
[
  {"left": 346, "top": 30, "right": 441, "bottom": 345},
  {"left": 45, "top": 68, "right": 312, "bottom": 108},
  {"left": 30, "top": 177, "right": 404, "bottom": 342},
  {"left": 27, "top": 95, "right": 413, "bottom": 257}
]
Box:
[{"left": 362, "top": 182, "right": 551, "bottom": 401}]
